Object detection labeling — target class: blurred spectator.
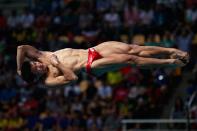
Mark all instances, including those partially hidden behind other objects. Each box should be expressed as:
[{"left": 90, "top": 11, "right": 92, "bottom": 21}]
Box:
[
  {"left": 71, "top": 97, "right": 83, "bottom": 113},
  {"left": 107, "top": 71, "right": 123, "bottom": 85},
  {"left": 103, "top": 105, "right": 121, "bottom": 130},
  {"left": 79, "top": 9, "right": 94, "bottom": 29},
  {"left": 171, "top": 97, "right": 185, "bottom": 119},
  {"left": 0, "top": 10, "right": 6, "bottom": 29},
  {"left": 96, "top": 0, "right": 110, "bottom": 12},
  {"left": 139, "top": 7, "right": 154, "bottom": 26},
  {"left": 186, "top": 6, "right": 197, "bottom": 23},
  {"left": 114, "top": 85, "right": 128, "bottom": 102},
  {"left": 171, "top": 96, "right": 186, "bottom": 129},
  {"left": 124, "top": 5, "right": 140, "bottom": 27},
  {"left": 39, "top": 109, "right": 56, "bottom": 130},
  {"left": 161, "top": 30, "right": 175, "bottom": 47},
  {"left": 95, "top": 80, "right": 112, "bottom": 99},
  {"left": 110, "top": 0, "right": 125, "bottom": 12},
  {"left": 87, "top": 115, "right": 102, "bottom": 130},
  {"left": 35, "top": 11, "right": 51, "bottom": 31},
  {"left": 153, "top": 4, "right": 166, "bottom": 27},
  {"left": 175, "top": 25, "right": 193, "bottom": 52},
  {"left": 85, "top": 82, "right": 97, "bottom": 100},
  {"left": 104, "top": 8, "right": 121, "bottom": 28},
  {"left": 7, "top": 10, "right": 20, "bottom": 28},
  {"left": 19, "top": 9, "right": 35, "bottom": 28}
]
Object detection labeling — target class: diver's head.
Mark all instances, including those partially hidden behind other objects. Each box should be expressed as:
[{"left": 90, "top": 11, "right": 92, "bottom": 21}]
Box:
[{"left": 21, "top": 61, "right": 47, "bottom": 83}]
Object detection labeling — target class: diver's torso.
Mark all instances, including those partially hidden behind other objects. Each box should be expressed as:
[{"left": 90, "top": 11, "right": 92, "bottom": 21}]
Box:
[
  {"left": 53, "top": 48, "right": 88, "bottom": 71},
  {"left": 46, "top": 47, "right": 129, "bottom": 76},
  {"left": 51, "top": 48, "right": 129, "bottom": 76}
]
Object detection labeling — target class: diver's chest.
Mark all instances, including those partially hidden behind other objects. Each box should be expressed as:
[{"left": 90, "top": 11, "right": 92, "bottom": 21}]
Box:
[
  {"left": 56, "top": 53, "right": 85, "bottom": 70},
  {"left": 60, "top": 55, "right": 78, "bottom": 63},
  {"left": 48, "top": 66, "right": 61, "bottom": 77},
  {"left": 48, "top": 63, "right": 79, "bottom": 77}
]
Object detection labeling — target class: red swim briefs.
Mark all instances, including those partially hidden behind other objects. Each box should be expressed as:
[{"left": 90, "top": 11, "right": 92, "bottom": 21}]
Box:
[{"left": 86, "top": 48, "right": 102, "bottom": 74}]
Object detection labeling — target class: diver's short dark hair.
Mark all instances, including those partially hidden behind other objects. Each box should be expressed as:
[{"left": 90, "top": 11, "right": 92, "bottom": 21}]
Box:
[{"left": 21, "top": 61, "right": 36, "bottom": 83}]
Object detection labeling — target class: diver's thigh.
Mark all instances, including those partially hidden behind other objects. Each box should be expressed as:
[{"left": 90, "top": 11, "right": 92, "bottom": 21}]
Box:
[
  {"left": 94, "top": 41, "right": 131, "bottom": 57},
  {"left": 91, "top": 54, "right": 135, "bottom": 68}
]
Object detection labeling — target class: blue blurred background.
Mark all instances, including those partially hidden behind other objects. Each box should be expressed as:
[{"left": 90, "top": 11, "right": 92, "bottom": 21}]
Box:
[{"left": 0, "top": 0, "right": 197, "bottom": 130}]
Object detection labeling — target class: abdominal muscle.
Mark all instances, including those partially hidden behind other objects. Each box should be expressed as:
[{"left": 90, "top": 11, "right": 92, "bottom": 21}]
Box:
[{"left": 53, "top": 48, "right": 88, "bottom": 71}]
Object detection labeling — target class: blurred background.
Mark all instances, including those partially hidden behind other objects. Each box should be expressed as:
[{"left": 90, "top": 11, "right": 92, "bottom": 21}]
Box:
[{"left": 0, "top": 0, "right": 197, "bottom": 130}]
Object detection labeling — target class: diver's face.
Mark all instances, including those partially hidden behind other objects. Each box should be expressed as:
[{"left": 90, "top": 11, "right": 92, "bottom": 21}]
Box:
[{"left": 30, "top": 61, "right": 47, "bottom": 74}]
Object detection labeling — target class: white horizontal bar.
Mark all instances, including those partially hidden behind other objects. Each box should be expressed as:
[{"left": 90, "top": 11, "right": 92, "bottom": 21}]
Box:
[{"left": 122, "top": 119, "right": 197, "bottom": 124}]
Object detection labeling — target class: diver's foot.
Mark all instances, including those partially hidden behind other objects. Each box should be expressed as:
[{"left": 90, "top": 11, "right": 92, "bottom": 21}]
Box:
[
  {"left": 170, "top": 49, "right": 189, "bottom": 64},
  {"left": 171, "top": 59, "right": 186, "bottom": 67}
]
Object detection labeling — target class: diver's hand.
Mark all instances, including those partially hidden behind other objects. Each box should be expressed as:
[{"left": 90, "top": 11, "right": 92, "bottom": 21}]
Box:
[
  {"left": 50, "top": 54, "right": 60, "bottom": 66},
  {"left": 170, "top": 49, "right": 190, "bottom": 64}
]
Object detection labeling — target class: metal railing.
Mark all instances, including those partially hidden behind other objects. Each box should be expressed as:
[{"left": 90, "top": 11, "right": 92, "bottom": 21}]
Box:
[
  {"left": 121, "top": 92, "right": 197, "bottom": 130},
  {"left": 186, "top": 91, "right": 197, "bottom": 130},
  {"left": 121, "top": 119, "right": 197, "bottom": 131}
]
